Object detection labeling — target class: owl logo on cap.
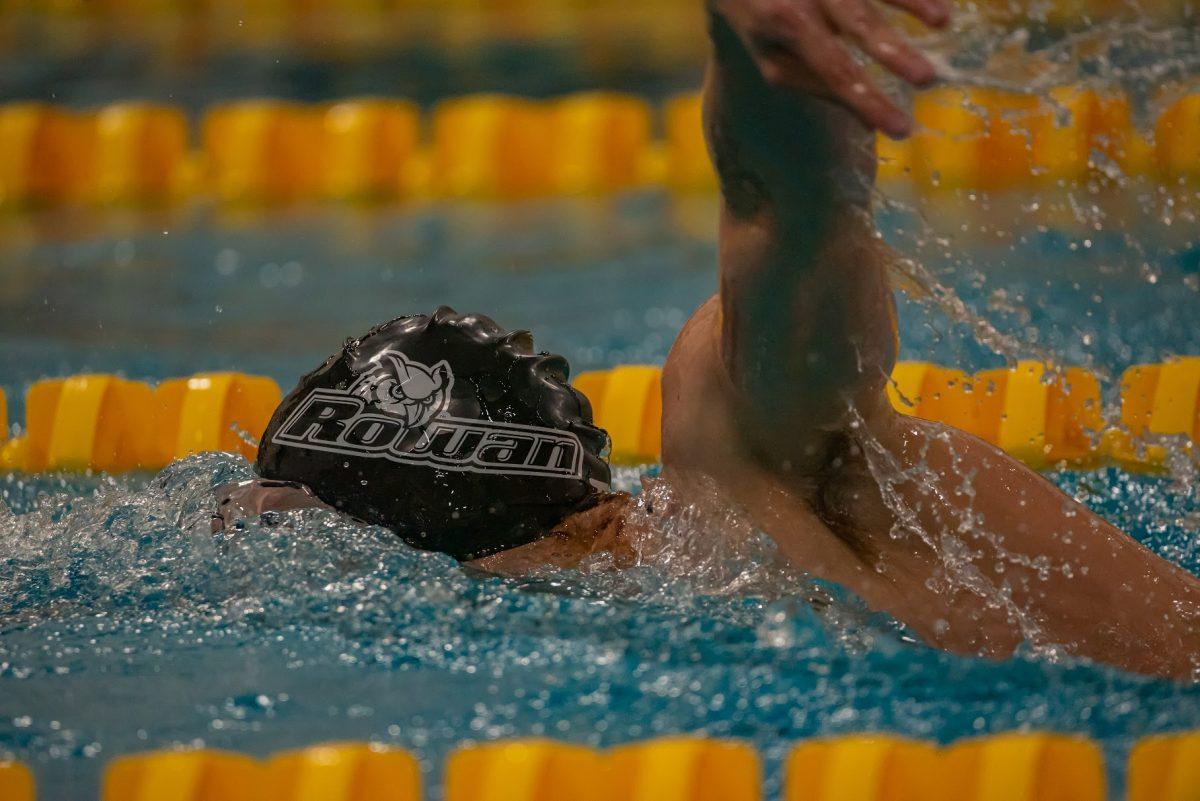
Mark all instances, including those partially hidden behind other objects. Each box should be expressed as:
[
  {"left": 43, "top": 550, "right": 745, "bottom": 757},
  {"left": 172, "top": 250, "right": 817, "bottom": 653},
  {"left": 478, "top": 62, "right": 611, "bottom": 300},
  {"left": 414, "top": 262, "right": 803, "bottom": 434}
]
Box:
[{"left": 353, "top": 351, "right": 454, "bottom": 431}]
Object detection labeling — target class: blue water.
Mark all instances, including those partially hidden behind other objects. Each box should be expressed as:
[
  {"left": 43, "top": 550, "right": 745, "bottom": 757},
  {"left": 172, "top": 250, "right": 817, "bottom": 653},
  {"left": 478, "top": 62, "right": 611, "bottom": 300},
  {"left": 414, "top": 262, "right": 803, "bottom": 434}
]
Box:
[
  {"left": 2, "top": 193, "right": 1197, "bottom": 412},
  {"left": 1, "top": 192, "right": 1199, "bottom": 799}
]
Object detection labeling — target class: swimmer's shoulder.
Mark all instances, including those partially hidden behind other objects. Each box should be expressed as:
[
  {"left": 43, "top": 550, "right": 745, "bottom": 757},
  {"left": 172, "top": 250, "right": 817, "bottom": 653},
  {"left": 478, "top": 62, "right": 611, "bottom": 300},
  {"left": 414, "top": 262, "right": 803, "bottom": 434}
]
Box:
[
  {"left": 661, "top": 295, "right": 742, "bottom": 471},
  {"left": 467, "top": 492, "right": 639, "bottom": 574}
]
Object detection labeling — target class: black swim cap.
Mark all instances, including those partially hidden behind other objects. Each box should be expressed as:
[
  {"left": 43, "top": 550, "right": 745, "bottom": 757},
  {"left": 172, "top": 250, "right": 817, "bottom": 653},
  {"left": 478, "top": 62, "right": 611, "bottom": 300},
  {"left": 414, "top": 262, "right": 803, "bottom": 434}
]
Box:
[{"left": 255, "top": 307, "right": 612, "bottom": 560}]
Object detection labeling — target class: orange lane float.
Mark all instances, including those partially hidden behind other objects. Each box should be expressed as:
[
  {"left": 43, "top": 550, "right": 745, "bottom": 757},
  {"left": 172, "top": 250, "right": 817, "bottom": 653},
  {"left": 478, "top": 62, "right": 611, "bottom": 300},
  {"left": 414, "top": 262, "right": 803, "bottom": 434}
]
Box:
[
  {"left": 785, "top": 732, "right": 1104, "bottom": 801},
  {"left": 148, "top": 372, "right": 281, "bottom": 467},
  {"left": 0, "top": 87, "right": 1180, "bottom": 207},
  {"left": 548, "top": 92, "right": 654, "bottom": 195},
  {"left": 577, "top": 361, "right": 1107, "bottom": 469},
  {"left": 1088, "top": 91, "right": 1156, "bottom": 179},
  {"left": 1155, "top": 93, "right": 1200, "bottom": 180},
  {"left": 0, "top": 761, "right": 34, "bottom": 801},
  {"left": 0, "top": 103, "right": 94, "bottom": 207},
  {"left": 974, "top": 89, "right": 1042, "bottom": 192},
  {"left": 887, "top": 360, "right": 1104, "bottom": 469},
  {"left": 5, "top": 360, "right": 1198, "bottom": 475},
  {"left": 91, "top": 102, "right": 190, "bottom": 204},
  {"left": 608, "top": 737, "right": 760, "bottom": 801},
  {"left": 910, "top": 87, "right": 1053, "bottom": 190},
  {"left": 0, "top": 372, "right": 279, "bottom": 472},
  {"left": 102, "top": 749, "right": 264, "bottom": 801},
  {"left": 1127, "top": 730, "right": 1200, "bottom": 801},
  {"left": 429, "top": 95, "right": 554, "bottom": 200},
  {"left": 573, "top": 365, "right": 662, "bottom": 464},
  {"left": 14, "top": 374, "right": 156, "bottom": 473},
  {"left": 942, "top": 732, "right": 1105, "bottom": 801},
  {"left": 911, "top": 87, "right": 988, "bottom": 190},
  {"left": 42, "top": 730, "right": 1200, "bottom": 800},
  {"left": 446, "top": 740, "right": 608, "bottom": 801},
  {"left": 322, "top": 99, "right": 421, "bottom": 201},
  {"left": 1028, "top": 87, "right": 1094, "bottom": 186},
  {"left": 1106, "top": 357, "right": 1200, "bottom": 470},
  {"left": 784, "top": 735, "right": 940, "bottom": 801},
  {"left": 908, "top": 86, "right": 1153, "bottom": 190},
  {"left": 203, "top": 100, "right": 325, "bottom": 204},
  {"left": 265, "top": 742, "right": 421, "bottom": 801}
]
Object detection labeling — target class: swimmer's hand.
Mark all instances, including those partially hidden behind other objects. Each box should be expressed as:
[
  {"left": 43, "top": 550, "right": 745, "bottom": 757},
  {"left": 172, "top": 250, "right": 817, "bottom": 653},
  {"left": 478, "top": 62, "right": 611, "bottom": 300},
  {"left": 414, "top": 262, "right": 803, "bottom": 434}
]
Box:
[{"left": 710, "top": 0, "right": 949, "bottom": 137}]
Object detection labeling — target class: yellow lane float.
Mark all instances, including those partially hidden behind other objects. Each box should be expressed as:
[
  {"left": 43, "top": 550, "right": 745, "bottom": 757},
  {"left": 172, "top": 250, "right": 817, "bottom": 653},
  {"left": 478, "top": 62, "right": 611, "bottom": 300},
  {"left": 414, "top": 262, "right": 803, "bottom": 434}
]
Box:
[
  {"left": 17, "top": 375, "right": 156, "bottom": 473},
  {"left": 0, "top": 761, "right": 34, "bottom": 801},
  {"left": 573, "top": 365, "right": 662, "bottom": 464},
  {"left": 942, "top": 732, "right": 1105, "bottom": 801},
  {"left": 548, "top": 92, "right": 653, "bottom": 195},
  {"left": 887, "top": 361, "right": 1103, "bottom": 469},
  {"left": 911, "top": 87, "right": 987, "bottom": 190},
  {"left": 91, "top": 103, "right": 190, "bottom": 204},
  {"left": 102, "top": 750, "right": 264, "bottom": 801},
  {"left": 445, "top": 740, "right": 607, "bottom": 801},
  {"left": 608, "top": 737, "right": 760, "bottom": 801},
  {"left": 784, "top": 735, "right": 940, "bottom": 801},
  {"left": 1156, "top": 93, "right": 1200, "bottom": 179},
  {"left": 614, "top": 738, "right": 753, "bottom": 801},
  {"left": 1027, "top": 87, "right": 1094, "bottom": 186},
  {"left": 429, "top": 95, "right": 553, "bottom": 199},
  {"left": 1033, "top": 86, "right": 1156, "bottom": 182},
  {"left": 265, "top": 742, "right": 420, "bottom": 801},
  {"left": 1106, "top": 357, "right": 1200, "bottom": 470},
  {"left": 203, "top": 101, "right": 325, "bottom": 204},
  {"left": 322, "top": 99, "right": 420, "bottom": 202},
  {"left": 0, "top": 88, "right": 1180, "bottom": 206},
  {"left": 28, "top": 731, "right": 1200, "bottom": 800},
  {"left": 907, "top": 87, "right": 1156, "bottom": 190},
  {"left": 0, "top": 372, "right": 278, "bottom": 472},
  {"left": 1088, "top": 92, "right": 1156, "bottom": 179},
  {"left": 3, "top": 360, "right": 1198, "bottom": 474},
  {"left": 577, "top": 360, "right": 1109, "bottom": 469},
  {"left": 1128, "top": 730, "right": 1200, "bottom": 801},
  {"left": 148, "top": 372, "right": 280, "bottom": 467},
  {"left": 975, "top": 89, "right": 1043, "bottom": 192},
  {"left": 0, "top": 103, "right": 94, "bottom": 207}
]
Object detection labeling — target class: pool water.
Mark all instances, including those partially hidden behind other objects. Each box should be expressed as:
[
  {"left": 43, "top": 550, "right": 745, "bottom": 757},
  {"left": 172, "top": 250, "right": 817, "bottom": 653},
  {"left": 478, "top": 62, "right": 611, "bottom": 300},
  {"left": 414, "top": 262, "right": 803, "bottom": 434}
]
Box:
[{"left": 1, "top": 192, "right": 1199, "bottom": 799}]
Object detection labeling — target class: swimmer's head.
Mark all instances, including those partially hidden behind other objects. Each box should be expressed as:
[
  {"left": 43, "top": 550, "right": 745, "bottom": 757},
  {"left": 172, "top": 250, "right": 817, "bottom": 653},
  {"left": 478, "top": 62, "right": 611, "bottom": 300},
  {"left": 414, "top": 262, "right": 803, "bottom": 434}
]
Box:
[{"left": 255, "top": 306, "right": 611, "bottom": 560}]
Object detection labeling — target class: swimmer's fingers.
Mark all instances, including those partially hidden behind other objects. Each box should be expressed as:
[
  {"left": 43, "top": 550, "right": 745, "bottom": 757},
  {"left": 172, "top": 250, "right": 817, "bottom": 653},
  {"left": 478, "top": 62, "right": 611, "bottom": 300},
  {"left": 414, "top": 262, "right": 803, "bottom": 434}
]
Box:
[
  {"left": 820, "top": 0, "right": 938, "bottom": 88},
  {"left": 750, "top": 8, "right": 912, "bottom": 137}
]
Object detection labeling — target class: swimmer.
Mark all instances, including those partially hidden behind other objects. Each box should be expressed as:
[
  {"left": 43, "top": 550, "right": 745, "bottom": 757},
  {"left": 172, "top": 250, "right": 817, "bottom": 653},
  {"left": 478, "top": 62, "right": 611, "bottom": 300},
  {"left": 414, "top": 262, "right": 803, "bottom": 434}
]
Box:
[{"left": 218, "top": 0, "right": 1200, "bottom": 680}]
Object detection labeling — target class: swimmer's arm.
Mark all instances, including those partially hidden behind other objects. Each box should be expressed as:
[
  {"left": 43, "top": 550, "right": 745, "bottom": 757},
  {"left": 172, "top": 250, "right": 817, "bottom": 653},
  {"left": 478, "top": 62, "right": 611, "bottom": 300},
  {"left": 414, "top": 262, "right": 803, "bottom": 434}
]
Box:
[
  {"left": 703, "top": 0, "right": 944, "bottom": 467},
  {"left": 857, "top": 415, "right": 1200, "bottom": 679},
  {"left": 700, "top": 0, "right": 1200, "bottom": 679}
]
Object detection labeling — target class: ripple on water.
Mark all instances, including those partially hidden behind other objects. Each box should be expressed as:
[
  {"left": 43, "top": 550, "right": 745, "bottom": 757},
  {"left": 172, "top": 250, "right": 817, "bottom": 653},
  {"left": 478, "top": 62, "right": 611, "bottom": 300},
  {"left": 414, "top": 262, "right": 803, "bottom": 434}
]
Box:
[{"left": 0, "top": 452, "right": 1198, "bottom": 799}]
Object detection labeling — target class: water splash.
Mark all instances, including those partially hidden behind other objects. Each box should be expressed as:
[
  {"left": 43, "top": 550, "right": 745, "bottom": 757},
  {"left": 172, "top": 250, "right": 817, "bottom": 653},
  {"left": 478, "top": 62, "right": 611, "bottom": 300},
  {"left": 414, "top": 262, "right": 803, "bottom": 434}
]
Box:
[
  {"left": 1, "top": 453, "right": 1199, "bottom": 798},
  {"left": 1, "top": 8, "right": 1199, "bottom": 799}
]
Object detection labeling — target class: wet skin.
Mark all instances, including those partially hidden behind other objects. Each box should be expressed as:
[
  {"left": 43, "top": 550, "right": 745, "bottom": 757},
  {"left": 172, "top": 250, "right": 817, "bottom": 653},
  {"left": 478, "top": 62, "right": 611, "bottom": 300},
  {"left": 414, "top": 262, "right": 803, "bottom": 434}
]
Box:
[
  {"left": 478, "top": 0, "right": 1200, "bottom": 680},
  {"left": 220, "top": 0, "right": 1200, "bottom": 679}
]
